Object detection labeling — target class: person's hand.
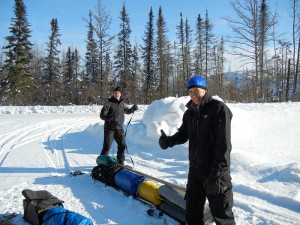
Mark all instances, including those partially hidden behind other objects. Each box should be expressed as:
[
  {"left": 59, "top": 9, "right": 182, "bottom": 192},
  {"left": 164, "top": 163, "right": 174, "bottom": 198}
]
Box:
[
  {"left": 159, "top": 129, "right": 171, "bottom": 150},
  {"left": 132, "top": 104, "right": 138, "bottom": 111}
]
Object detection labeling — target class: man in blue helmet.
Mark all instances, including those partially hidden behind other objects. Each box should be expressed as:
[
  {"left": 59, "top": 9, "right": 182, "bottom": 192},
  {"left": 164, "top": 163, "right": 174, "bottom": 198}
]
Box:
[{"left": 159, "top": 76, "right": 235, "bottom": 225}]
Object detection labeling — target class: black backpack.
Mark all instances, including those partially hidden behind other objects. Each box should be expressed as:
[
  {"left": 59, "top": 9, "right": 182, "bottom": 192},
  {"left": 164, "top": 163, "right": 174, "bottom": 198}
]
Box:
[
  {"left": 91, "top": 165, "right": 120, "bottom": 187},
  {"left": 22, "top": 189, "right": 64, "bottom": 225}
]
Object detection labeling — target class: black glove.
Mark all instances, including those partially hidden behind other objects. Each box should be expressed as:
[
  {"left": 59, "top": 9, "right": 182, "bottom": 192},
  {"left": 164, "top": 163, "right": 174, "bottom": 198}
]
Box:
[
  {"left": 159, "top": 129, "right": 171, "bottom": 150},
  {"left": 132, "top": 104, "right": 138, "bottom": 111}
]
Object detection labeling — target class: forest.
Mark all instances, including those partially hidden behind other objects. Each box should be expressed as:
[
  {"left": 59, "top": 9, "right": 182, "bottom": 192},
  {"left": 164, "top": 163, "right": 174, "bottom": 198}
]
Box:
[{"left": 0, "top": 0, "right": 299, "bottom": 106}]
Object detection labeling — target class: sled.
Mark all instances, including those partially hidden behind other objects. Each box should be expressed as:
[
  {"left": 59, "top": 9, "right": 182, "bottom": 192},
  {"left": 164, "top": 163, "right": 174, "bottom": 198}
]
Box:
[
  {"left": 159, "top": 201, "right": 186, "bottom": 224},
  {"left": 158, "top": 184, "right": 213, "bottom": 224}
]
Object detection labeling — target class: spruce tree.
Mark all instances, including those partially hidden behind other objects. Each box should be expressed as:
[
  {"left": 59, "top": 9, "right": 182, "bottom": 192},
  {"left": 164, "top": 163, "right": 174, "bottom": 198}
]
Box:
[
  {"left": 43, "top": 18, "right": 62, "bottom": 105},
  {"left": 204, "top": 10, "right": 214, "bottom": 80},
  {"left": 176, "top": 13, "right": 185, "bottom": 96},
  {"left": 194, "top": 14, "right": 204, "bottom": 76},
  {"left": 84, "top": 11, "right": 98, "bottom": 82},
  {"left": 132, "top": 44, "right": 141, "bottom": 103},
  {"left": 156, "top": 6, "right": 171, "bottom": 98},
  {"left": 114, "top": 3, "right": 134, "bottom": 92},
  {"left": 1, "top": 0, "right": 35, "bottom": 105},
  {"left": 141, "top": 7, "right": 156, "bottom": 104},
  {"left": 184, "top": 17, "right": 193, "bottom": 82}
]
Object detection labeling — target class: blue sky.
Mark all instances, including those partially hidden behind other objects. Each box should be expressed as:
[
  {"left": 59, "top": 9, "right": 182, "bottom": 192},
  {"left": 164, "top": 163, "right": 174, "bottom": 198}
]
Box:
[{"left": 0, "top": 0, "right": 293, "bottom": 57}]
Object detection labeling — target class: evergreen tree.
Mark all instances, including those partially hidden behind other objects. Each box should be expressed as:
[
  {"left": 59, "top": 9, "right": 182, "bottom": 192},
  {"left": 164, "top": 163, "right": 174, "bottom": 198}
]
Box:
[
  {"left": 114, "top": 3, "right": 134, "bottom": 92},
  {"left": 156, "top": 6, "right": 171, "bottom": 98},
  {"left": 194, "top": 14, "right": 204, "bottom": 76},
  {"left": 258, "top": 0, "right": 276, "bottom": 100},
  {"left": 102, "top": 51, "right": 112, "bottom": 102},
  {"left": 204, "top": 10, "right": 214, "bottom": 80},
  {"left": 85, "top": 11, "right": 98, "bottom": 82},
  {"left": 132, "top": 43, "right": 141, "bottom": 103},
  {"left": 43, "top": 18, "right": 62, "bottom": 104},
  {"left": 211, "top": 37, "right": 225, "bottom": 96},
  {"left": 1, "top": 0, "right": 35, "bottom": 105},
  {"left": 141, "top": 7, "right": 156, "bottom": 104},
  {"left": 184, "top": 17, "right": 193, "bottom": 82},
  {"left": 64, "top": 46, "right": 73, "bottom": 85},
  {"left": 73, "top": 48, "right": 80, "bottom": 84},
  {"left": 176, "top": 13, "right": 185, "bottom": 96},
  {"left": 73, "top": 48, "right": 81, "bottom": 104}
]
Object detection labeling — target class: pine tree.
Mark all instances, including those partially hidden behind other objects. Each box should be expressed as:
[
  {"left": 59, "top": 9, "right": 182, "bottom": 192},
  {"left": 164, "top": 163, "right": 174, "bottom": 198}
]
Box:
[
  {"left": 1, "top": 0, "right": 35, "bottom": 105},
  {"left": 43, "top": 18, "right": 62, "bottom": 104},
  {"left": 114, "top": 3, "right": 134, "bottom": 92},
  {"left": 141, "top": 7, "right": 156, "bottom": 104}
]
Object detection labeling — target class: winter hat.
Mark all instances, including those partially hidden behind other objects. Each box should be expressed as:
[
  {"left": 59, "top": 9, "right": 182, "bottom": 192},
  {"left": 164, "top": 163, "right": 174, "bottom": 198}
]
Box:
[
  {"left": 187, "top": 76, "right": 207, "bottom": 90},
  {"left": 114, "top": 86, "right": 122, "bottom": 93}
]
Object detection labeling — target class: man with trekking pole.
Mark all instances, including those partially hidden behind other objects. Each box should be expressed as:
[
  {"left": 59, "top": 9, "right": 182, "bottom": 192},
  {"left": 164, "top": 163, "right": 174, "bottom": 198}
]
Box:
[{"left": 100, "top": 87, "right": 138, "bottom": 165}]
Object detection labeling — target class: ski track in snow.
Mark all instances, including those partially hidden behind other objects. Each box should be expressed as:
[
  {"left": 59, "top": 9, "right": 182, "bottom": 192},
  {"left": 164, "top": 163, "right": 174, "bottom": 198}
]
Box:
[{"left": 0, "top": 103, "right": 300, "bottom": 225}]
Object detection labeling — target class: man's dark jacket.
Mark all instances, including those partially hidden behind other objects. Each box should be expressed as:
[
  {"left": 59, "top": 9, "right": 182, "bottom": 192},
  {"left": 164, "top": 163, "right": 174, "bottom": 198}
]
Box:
[
  {"left": 169, "top": 92, "right": 233, "bottom": 172},
  {"left": 100, "top": 97, "right": 135, "bottom": 130}
]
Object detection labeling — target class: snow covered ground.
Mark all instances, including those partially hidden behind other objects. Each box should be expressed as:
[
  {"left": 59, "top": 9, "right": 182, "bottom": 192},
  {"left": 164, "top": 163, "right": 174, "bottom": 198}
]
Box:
[{"left": 0, "top": 97, "right": 300, "bottom": 225}]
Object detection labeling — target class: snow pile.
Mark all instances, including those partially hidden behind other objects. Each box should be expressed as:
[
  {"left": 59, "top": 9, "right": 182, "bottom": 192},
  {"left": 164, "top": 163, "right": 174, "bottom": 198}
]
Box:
[{"left": 143, "top": 96, "right": 189, "bottom": 137}]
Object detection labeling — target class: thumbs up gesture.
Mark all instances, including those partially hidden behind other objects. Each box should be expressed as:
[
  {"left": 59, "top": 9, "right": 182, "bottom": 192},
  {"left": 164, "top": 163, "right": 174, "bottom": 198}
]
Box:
[{"left": 159, "top": 129, "right": 171, "bottom": 150}]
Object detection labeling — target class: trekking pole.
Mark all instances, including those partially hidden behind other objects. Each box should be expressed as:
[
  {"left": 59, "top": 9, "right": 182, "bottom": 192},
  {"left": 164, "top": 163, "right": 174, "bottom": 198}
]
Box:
[
  {"left": 125, "top": 110, "right": 134, "bottom": 138},
  {"left": 124, "top": 110, "right": 135, "bottom": 165}
]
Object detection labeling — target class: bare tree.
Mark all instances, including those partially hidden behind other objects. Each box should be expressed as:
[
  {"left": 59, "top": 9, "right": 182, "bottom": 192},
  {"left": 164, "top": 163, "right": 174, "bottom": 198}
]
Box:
[
  {"left": 225, "top": 0, "right": 276, "bottom": 101},
  {"left": 86, "top": 0, "right": 113, "bottom": 102},
  {"left": 291, "top": 0, "right": 300, "bottom": 96}
]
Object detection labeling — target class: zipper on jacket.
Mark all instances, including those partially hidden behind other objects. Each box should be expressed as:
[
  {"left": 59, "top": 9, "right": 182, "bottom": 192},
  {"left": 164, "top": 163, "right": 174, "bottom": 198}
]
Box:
[{"left": 195, "top": 109, "right": 200, "bottom": 169}]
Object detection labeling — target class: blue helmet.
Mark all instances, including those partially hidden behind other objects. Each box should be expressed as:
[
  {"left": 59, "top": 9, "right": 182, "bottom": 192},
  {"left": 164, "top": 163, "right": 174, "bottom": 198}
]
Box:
[{"left": 187, "top": 76, "right": 207, "bottom": 90}]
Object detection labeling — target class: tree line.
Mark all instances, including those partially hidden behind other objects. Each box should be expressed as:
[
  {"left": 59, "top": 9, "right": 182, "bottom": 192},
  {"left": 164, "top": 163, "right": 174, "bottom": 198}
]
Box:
[{"left": 0, "top": 0, "right": 299, "bottom": 106}]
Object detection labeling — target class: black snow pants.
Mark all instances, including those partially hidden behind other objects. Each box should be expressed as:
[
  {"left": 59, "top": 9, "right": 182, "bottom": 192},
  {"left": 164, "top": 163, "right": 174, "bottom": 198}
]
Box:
[
  {"left": 186, "top": 167, "right": 235, "bottom": 225},
  {"left": 100, "top": 128, "right": 126, "bottom": 163}
]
